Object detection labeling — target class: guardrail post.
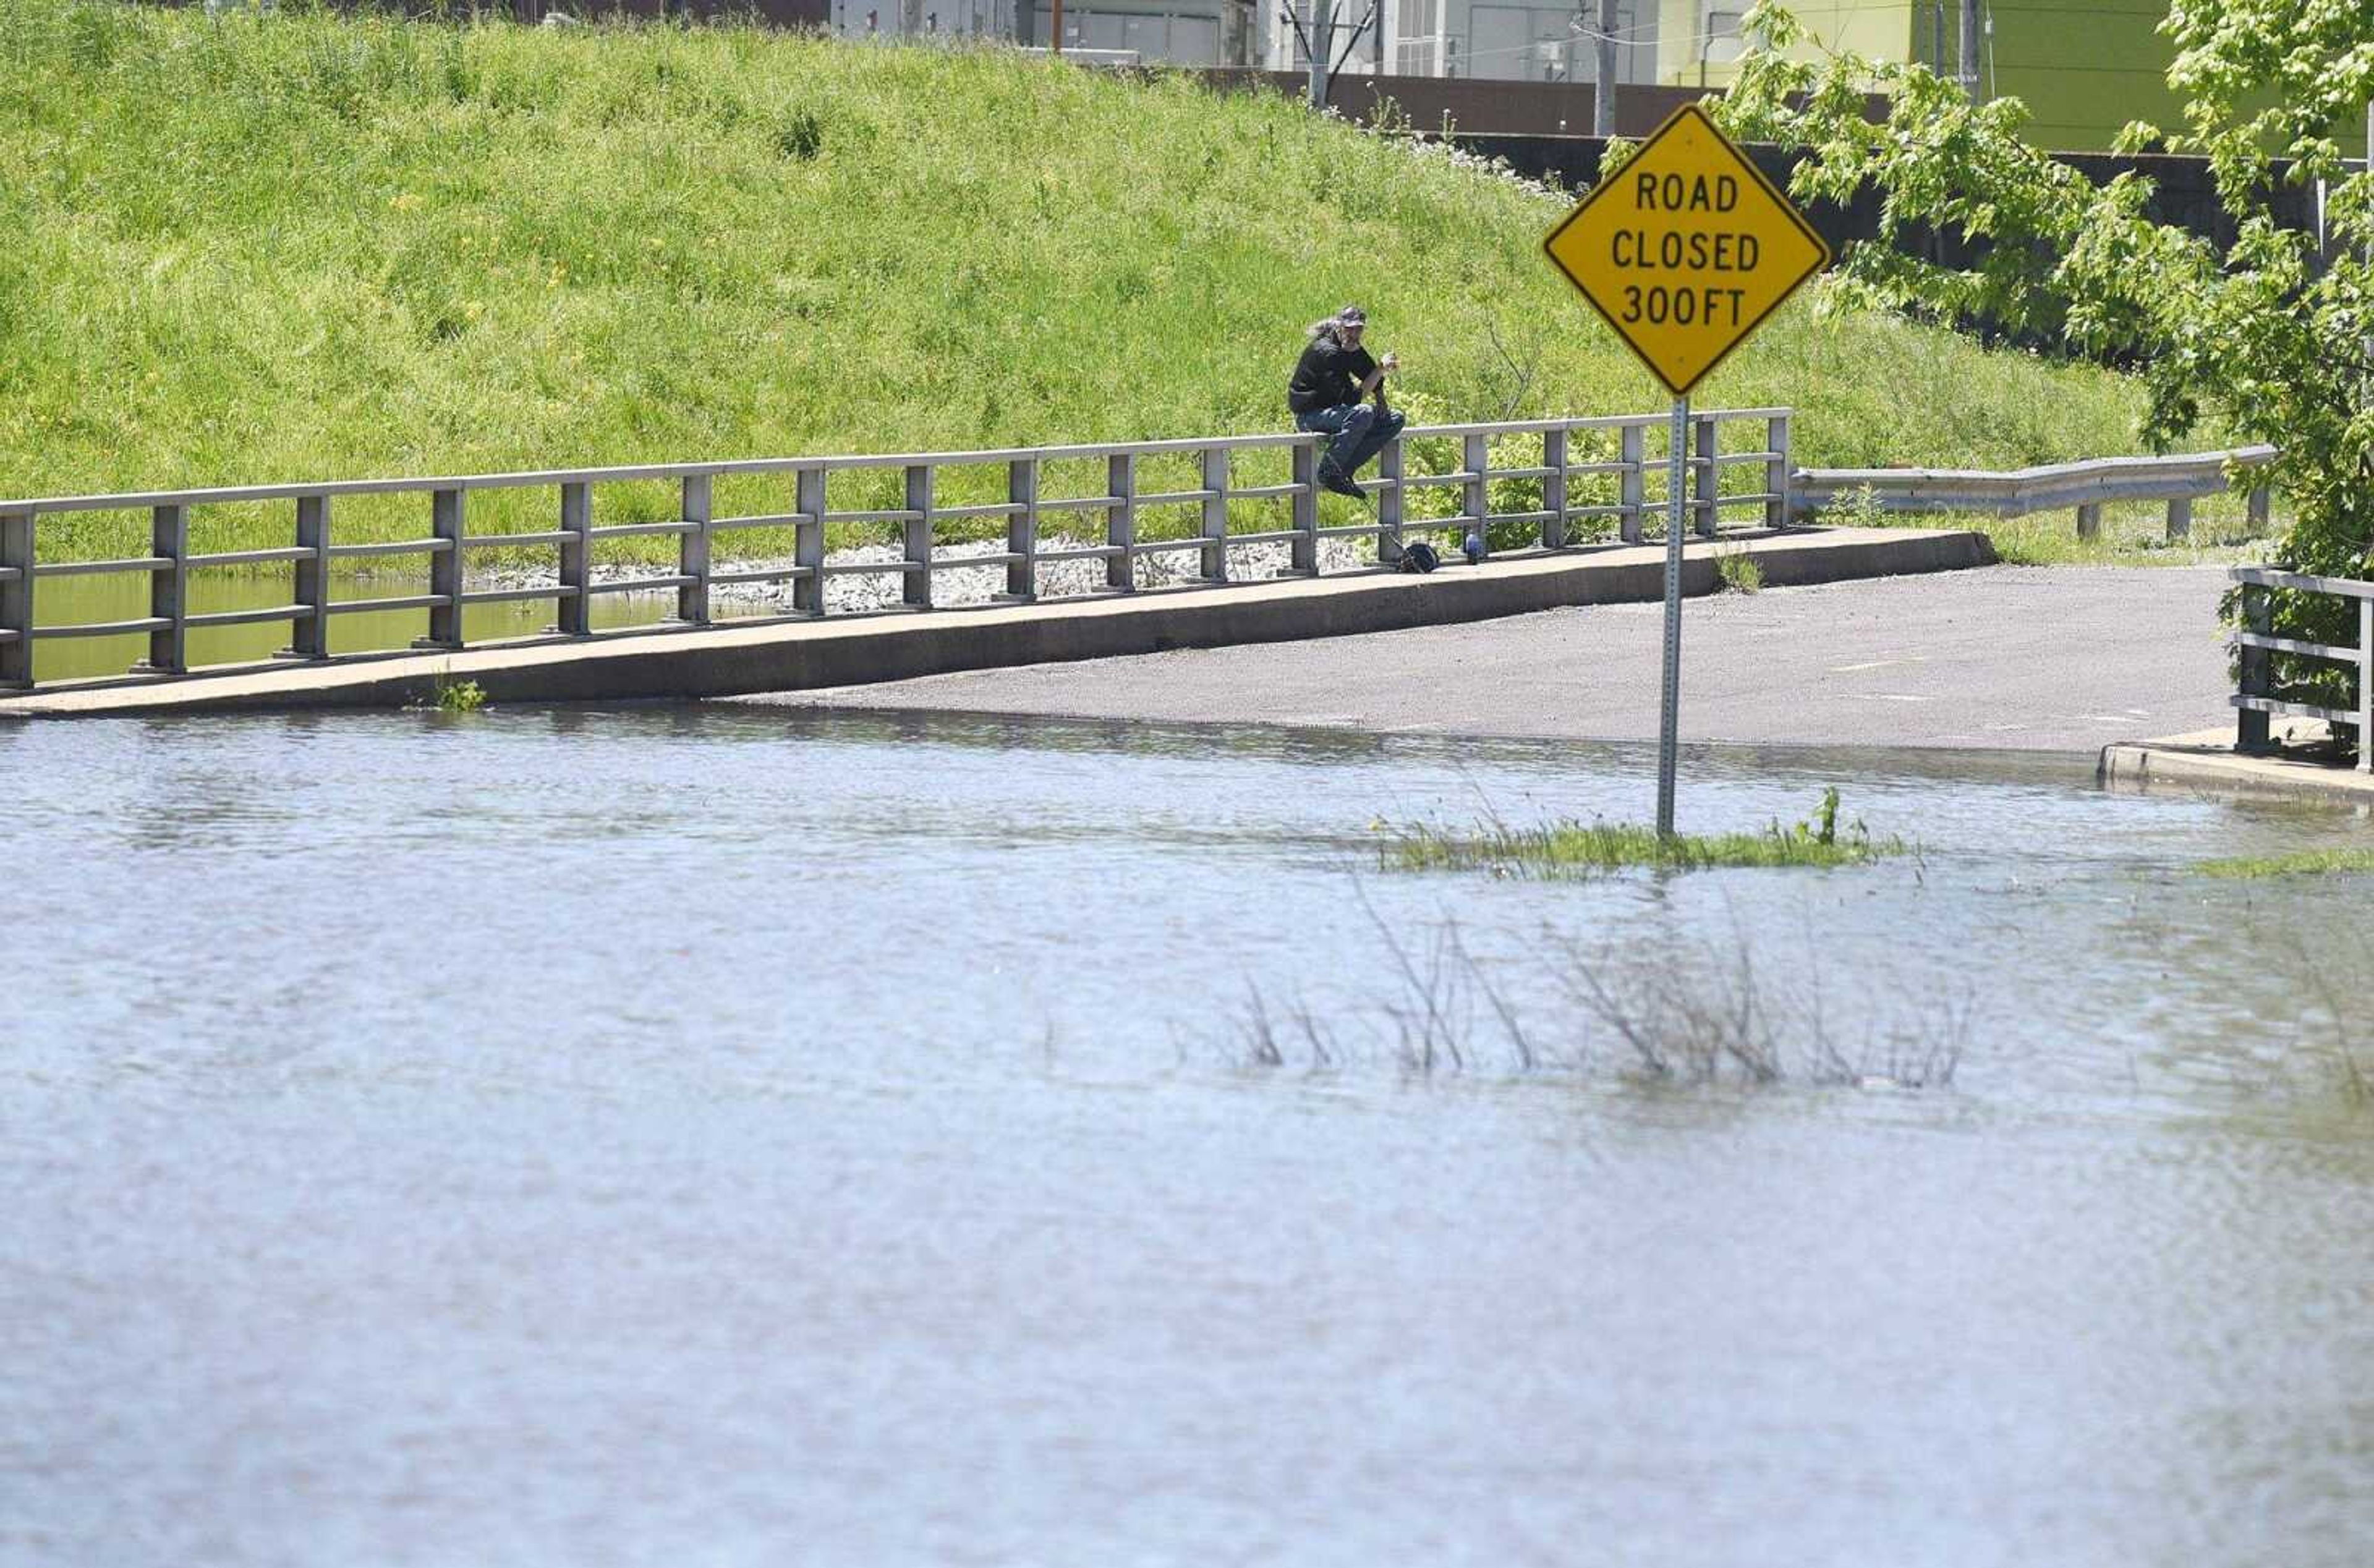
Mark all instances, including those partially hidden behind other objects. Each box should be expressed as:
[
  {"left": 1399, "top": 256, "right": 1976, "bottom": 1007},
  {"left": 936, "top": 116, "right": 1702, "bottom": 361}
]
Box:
[
  {"left": 0, "top": 511, "right": 34, "bottom": 689},
  {"left": 1767, "top": 413, "right": 1791, "bottom": 530},
  {"left": 1290, "top": 441, "right": 1318, "bottom": 576},
  {"left": 677, "top": 473, "right": 712, "bottom": 626},
  {"left": 905, "top": 463, "right": 934, "bottom": 609},
  {"left": 794, "top": 467, "right": 826, "bottom": 616},
  {"left": 2248, "top": 485, "right": 2271, "bottom": 533},
  {"left": 1693, "top": 415, "right": 1718, "bottom": 538},
  {"left": 1463, "top": 434, "right": 1488, "bottom": 560},
  {"left": 1377, "top": 435, "right": 1405, "bottom": 566},
  {"left": 555, "top": 482, "right": 591, "bottom": 636},
  {"left": 2360, "top": 598, "right": 2372, "bottom": 773},
  {"left": 2237, "top": 580, "right": 2271, "bottom": 753},
  {"left": 1199, "top": 445, "right": 1230, "bottom": 583},
  {"left": 1107, "top": 452, "right": 1136, "bottom": 590},
  {"left": 285, "top": 495, "right": 331, "bottom": 659},
  {"left": 2075, "top": 502, "right": 2102, "bottom": 541},
  {"left": 135, "top": 502, "right": 188, "bottom": 676},
  {"left": 1620, "top": 424, "right": 1645, "bottom": 544},
  {"left": 1003, "top": 458, "right": 1037, "bottom": 602},
  {"left": 1542, "top": 427, "right": 1567, "bottom": 550},
  {"left": 2166, "top": 496, "right": 2192, "bottom": 543},
  {"left": 417, "top": 487, "right": 465, "bottom": 650}
]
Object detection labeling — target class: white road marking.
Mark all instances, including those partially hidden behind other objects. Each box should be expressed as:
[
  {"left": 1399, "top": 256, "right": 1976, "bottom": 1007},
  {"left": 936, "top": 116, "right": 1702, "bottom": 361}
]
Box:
[{"left": 1829, "top": 657, "right": 1931, "bottom": 673}]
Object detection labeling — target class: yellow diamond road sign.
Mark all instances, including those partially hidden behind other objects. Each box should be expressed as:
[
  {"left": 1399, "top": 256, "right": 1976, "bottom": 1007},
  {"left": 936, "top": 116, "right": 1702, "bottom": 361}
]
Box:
[{"left": 1543, "top": 102, "right": 1829, "bottom": 397}]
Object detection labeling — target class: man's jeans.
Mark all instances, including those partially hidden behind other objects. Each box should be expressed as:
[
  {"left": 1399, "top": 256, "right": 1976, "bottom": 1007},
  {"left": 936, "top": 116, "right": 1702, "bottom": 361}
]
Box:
[{"left": 1295, "top": 402, "right": 1406, "bottom": 475}]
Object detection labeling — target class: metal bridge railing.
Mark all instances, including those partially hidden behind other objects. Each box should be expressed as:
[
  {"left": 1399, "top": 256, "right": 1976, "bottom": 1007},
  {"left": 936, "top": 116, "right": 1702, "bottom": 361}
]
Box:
[
  {"left": 2230, "top": 564, "right": 2374, "bottom": 766},
  {"left": 0, "top": 408, "right": 1792, "bottom": 691}
]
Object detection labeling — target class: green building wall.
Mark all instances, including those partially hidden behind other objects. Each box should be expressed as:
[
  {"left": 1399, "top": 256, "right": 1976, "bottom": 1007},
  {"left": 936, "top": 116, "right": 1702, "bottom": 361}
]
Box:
[{"left": 1655, "top": 1, "right": 2186, "bottom": 153}]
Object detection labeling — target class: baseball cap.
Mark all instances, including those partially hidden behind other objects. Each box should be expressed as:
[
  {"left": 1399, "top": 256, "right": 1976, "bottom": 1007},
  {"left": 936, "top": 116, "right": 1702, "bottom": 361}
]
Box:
[{"left": 1337, "top": 305, "right": 1367, "bottom": 324}]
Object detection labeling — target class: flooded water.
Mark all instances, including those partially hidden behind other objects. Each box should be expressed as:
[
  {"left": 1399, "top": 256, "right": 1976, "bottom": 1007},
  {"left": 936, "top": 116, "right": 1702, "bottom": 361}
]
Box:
[{"left": 7, "top": 707, "right": 2374, "bottom": 1567}]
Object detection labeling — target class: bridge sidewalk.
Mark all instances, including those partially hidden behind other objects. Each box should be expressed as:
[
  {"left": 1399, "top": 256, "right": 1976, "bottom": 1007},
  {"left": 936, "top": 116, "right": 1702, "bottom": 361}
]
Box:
[
  {"left": 0, "top": 527, "right": 1989, "bottom": 719},
  {"left": 2099, "top": 723, "right": 2374, "bottom": 803}
]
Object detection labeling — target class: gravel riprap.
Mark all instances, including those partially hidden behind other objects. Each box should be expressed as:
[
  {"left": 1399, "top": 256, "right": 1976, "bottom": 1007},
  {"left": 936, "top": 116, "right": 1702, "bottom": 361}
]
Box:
[{"left": 474, "top": 534, "right": 1400, "bottom": 616}]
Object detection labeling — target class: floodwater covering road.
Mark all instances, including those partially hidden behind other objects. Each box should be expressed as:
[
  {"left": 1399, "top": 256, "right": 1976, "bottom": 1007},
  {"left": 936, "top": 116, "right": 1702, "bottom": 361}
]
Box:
[
  {"left": 762, "top": 566, "right": 2236, "bottom": 751},
  {"left": 7, "top": 695, "right": 2374, "bottom": 1567}
]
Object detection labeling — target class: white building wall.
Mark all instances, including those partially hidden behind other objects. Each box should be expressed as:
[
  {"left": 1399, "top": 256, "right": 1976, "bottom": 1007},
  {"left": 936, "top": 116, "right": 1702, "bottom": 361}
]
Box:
[
  {"left": 823, "top": 0, "right": 1655, "bottom": 82},
  {"left": 1266, "top": 0, "right": 1658, "bottom": 83}
]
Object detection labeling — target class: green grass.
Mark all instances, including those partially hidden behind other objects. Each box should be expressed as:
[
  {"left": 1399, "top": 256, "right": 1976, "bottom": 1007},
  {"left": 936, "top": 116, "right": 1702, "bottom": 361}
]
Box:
[
  {"left": 2197, "top": 848, "right": 2374, "bottom": 879},
  {"left": 0, "top": 2, "right": 2156, "bottom": 562}
]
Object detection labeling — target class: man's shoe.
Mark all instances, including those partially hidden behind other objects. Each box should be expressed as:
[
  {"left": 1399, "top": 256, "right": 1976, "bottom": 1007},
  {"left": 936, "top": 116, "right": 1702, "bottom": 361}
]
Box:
[{"left": 1317, "top": 460, "right": 1366, "bottom": 499}]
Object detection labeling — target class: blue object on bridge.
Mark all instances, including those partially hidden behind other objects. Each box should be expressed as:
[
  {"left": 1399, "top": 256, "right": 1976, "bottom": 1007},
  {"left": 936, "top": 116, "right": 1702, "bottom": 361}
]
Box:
[{"left": 1462, "top": 531, "right": 1484, "bottom": 566}]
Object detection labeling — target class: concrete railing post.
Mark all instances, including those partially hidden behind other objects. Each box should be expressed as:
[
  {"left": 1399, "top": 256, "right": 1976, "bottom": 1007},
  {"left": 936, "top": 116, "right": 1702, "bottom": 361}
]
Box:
[
  {"left": 904, "top": 463, "right": 934, "bottom": 609},
  {"left": 793, "top": 467, "right": 827, "bottom": 617},
  {"left": 137, "top": 502, "right": 188, "bottom": 676},
  {"left": 1377, "top": 436, "right": 1404, "bottom": 566},
  {"left": 2248, "top": 485, "right": 2271, "bottom": 533},
  {"left": 0, "top": 511, "right": 35, "bottom": 689},
  {"left": 1541, "top": 427, "right": 1568, "bottom": 550},
  {"left": 1693, "top": 415, "right": 1718, "bottom": 537},
  {"left": 2166, "top": 496, "right": 2192, "bottom": 543},
  {"left": 1767, "top": 413, "right": 1791, "bottom": 530},
  {"left": 1619, "top": 425, "right": 1645, "bottom": 543},
  {"left": 2075, "top": 502, "right": 2103, "bottom": 540},
  {"left": 1106, "top": 452, "right": 1136, "bottom": 591},
  {"left": 286, "top": 494, "right": 331, "bottom": 659},
  {"left": 555, "top": 482, "right": 591, "bottom": 635},
  {"left": 1199, "top": 445, "right": 1230, "bottom": 583},
  {"left": 2237, "top": 580, "right": 2272, "bottom": 753},
  {"left": 1290, "top": 442, "right": 1318, "bottom": 577},
  {"left": 678, "top": 473, "right": 713, "bottom": 626},
  {"left": 1004, "top": 457, "right": 1037, "bottom": 602},
  {"left": 2360, "top": 598, "right": 2373, "bottom": 774},
  {"left": 418, "top": 487, "right": 465, "bottom": 650},
  {"left": 1463, "top": 434, "right": 1488, "bottom": 559}
]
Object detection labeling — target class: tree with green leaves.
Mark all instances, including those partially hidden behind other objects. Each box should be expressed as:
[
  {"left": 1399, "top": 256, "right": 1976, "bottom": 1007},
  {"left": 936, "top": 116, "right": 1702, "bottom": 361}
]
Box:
[{"left": 1711, "top": 2, "right": 2374, "bottom": 714}]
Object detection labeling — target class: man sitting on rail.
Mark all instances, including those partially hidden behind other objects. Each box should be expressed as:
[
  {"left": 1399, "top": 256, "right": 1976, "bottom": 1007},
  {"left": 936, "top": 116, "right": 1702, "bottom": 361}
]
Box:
[{"left": 1287, "top": 305, "right": 1405, "bottom": 499}]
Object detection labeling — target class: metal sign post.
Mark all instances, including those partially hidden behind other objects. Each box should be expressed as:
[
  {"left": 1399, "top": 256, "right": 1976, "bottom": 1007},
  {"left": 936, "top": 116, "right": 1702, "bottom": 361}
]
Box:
[
  {"left": 1659, "top": 395, "right": 1687, "bottom": 834},
  {"left": 1539, "top": 102, "right": 1831, "bottom": 834}
]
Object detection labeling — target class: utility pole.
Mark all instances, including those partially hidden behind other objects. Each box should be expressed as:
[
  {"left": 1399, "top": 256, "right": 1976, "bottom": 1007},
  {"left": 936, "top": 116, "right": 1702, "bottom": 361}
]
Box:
[
  {"left": 1308, "top": 0, "right": 1332, "bottom": 108},
  {"left": 1959, "top": 0, "right": 1980, "bottom": 94},
  {"left": 1594, "top": 0, "right": 1617, "bottom": 137}
]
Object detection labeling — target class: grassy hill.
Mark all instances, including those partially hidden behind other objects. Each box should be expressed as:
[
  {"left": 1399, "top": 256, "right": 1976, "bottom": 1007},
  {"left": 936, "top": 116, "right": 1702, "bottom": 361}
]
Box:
[{"left": 0, "top": 1, "right": 2149, "bottom": 540}]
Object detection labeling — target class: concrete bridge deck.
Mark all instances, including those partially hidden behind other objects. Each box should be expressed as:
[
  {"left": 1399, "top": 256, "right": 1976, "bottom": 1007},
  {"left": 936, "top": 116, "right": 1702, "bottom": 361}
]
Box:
[{"left": 0, "top": 526, "right": 1987, "bottom": 719}]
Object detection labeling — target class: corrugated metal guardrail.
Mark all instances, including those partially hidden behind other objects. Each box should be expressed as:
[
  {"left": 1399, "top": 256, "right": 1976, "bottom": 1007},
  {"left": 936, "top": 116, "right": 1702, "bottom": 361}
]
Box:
[{"left": 1794, "top": 445, "right": 2278, "bottom": 538}]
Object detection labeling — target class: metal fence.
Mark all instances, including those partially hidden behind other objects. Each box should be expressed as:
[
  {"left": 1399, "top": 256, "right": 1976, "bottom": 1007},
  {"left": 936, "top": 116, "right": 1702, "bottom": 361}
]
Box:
[
  {"left": 0, "top": 408, "right": 1792, "bottom": 691},
  {"left": 2231, "top": 564, "right": 2374, "bottom": 767},
  {"left": 1794, "top": 446, "right": 2277, "bottom": 540}
]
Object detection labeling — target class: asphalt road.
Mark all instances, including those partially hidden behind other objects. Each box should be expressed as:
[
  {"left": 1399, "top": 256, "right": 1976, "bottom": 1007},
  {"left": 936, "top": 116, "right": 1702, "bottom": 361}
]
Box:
[{"left": 756, "top": 566, "right": 2237, "bottom": 753}]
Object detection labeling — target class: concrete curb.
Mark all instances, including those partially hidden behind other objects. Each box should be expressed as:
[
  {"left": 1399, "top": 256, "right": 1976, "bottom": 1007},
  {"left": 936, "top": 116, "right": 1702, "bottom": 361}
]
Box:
[
  {"left": 0, "top": 526, "right": 1993, "bottom": 719},
  {"left": 2099, "top": 725, "right": 2374, "bottom": 804}
]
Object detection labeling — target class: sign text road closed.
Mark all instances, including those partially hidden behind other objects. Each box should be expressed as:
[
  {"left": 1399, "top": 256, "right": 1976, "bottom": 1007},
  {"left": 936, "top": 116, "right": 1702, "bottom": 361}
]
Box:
[{"left": 1542, "top": 103, "right": 1829, "bottom": 396}]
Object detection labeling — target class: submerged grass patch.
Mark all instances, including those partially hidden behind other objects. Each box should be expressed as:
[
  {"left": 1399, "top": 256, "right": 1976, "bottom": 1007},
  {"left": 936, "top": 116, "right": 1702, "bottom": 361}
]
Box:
[
  {"left": 1385, "top": 789, "right": 1904, "bottom": 878},
  {"left": 2197, "top": 848, "right": 2374, "bottom": 879}
]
